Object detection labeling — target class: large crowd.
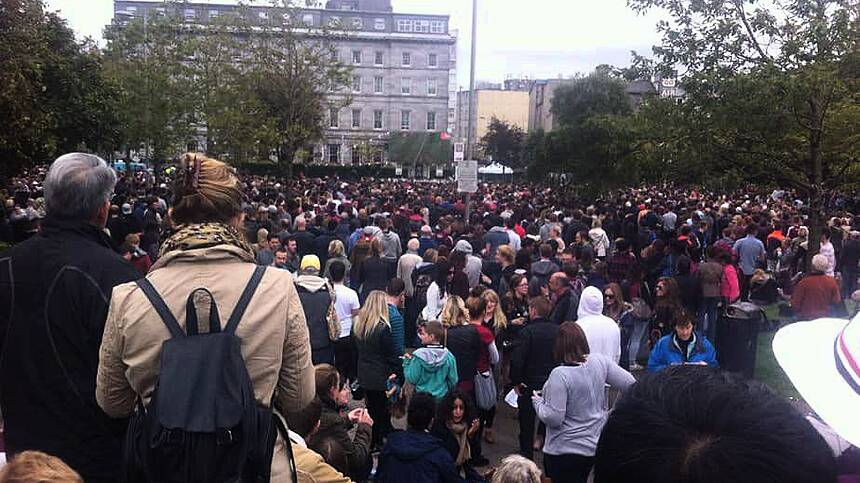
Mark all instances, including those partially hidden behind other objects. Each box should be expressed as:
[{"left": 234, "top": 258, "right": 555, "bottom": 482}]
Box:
[{"left": 0, "top": 152, "right": 859, "bottom": 483}]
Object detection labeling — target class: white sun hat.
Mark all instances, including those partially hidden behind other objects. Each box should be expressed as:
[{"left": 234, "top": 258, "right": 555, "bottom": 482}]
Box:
[{"left": 773, "top": 313, "right": 860, "bottom": 446}]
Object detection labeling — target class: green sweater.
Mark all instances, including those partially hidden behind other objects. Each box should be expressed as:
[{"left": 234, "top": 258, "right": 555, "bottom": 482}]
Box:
[{"left": 403, "top": 345, "right": 459, "bottom": 399}]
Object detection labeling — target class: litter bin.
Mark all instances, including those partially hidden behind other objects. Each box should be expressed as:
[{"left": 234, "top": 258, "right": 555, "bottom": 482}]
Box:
[{"left": 715, "top": 302, "right": 765, "bottom": 379}]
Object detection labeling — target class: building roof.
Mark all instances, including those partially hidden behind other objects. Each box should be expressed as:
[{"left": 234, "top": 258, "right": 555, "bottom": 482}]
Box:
[{"left": 626, "top": 79, "right": 657, "bottom": 95}]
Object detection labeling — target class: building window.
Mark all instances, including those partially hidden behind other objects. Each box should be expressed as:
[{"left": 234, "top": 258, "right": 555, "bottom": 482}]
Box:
[
  {"left": 329, "top": 108, "right": 339, "bottom": 128},
  {"left": 351, "top": 149, "right": 361, "bottom": 164},
  {"left": 209, "top": 9, "right": 219, "bottom": 19},
  {"left": 374, "top": 51, "right": 383, "bottom": 66},
  {"left": 373, "top": 149, "right": 383, "bottom": 163},
  {"left": 302, "top": 14, "right": 314, "bottom": 26},
  {"left": 373, "top": 110, "right": 383, "bottom": 129},
  {"left": 352, "top": 50, "right": 361, "bottom": 64},
  {"left": 427, "top": 79, "right": 437, "bottom": 96},
  {"left": 448, "top": 108, "right": 456, "bottom": 122},
  {"left": 426, "top": 112, "right": 436, "bottom": 130},
  {"left": 155, "top": 7, "right": 166, "bottom": 16},
  {"left": 351, "top": 17, "right": 362, "bottom": 29},
  {"left": 328, "top": 16, "right": 341, "bottom": 28},
  {"left": 351, "top": 75, "right": 361, "bottom": 93},
  {"left": 401, "top": 77, "right": 411, "bottom": 95},
  {"left": 374, "top": 76, "right": 384, "bottom": 93},
  {"left": 127, "top": 6, "right": 137, "bottom": 12},
  {"left": 428, "top": 53, "right": 438, "bottom": 68},
  {"left": 400, "top": 110, "right": 411, "bottom": 130},
  {"left": 414, "top": 20, "right": 430, "bottom": 33},
  {"left": 352, "top": 109, "right": 361, "bottom": 128},
  {"left": 430, "top": 20, "right": 445, "bottom": 33},
  {"left": 327, "top": 144, "right": 340, "bottom": 163},
  {"left": 258, "top": 11, "right": 268, "bottom": 20},
  {"left": 402, "top": 52, "right": 411, "bottom": 66},
  {"left": 396, "top": 19, "right": 412, "bottom": 32},
  {"left": 374, "top": 18, "right": 385, "bottom": 30},
  {"left": 184, "top": 8, "right": 197, "bottom": 20}
]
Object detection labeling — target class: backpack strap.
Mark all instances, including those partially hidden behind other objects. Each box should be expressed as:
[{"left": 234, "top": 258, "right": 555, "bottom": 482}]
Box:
[
  {"left": 136, "top": 278, "right": 185, "bottom": 338},
  {"left": 224, "top": 265, "right": 267, "bottom": 335}
]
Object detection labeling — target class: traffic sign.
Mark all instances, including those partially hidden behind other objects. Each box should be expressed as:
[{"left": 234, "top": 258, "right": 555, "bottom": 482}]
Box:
[
  {"left": 457, "top": 160, "right": 478, "bottom": 193},
  {"left": 453, "top": 142, "right": 465, "bottom": 162}
]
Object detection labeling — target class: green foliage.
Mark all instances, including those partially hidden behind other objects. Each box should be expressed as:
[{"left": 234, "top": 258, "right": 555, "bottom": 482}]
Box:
[
  {"left": 551, "top": 73, "right": 632, "bottom": 128},
  {"left": 0, "top": 0, "right": 121, "bottom": 178},
  {"left": 388, "top": 133, "right": 452, "bottom": 165},
  {"left": 479, "top": 117, "right": 525, "bottom": 167}
]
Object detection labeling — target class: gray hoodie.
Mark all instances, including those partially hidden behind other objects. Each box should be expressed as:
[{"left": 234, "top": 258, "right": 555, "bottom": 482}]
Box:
[
  {"left": 454, "top": 240, "right": 483, "bottom": 288},
  {"left": 378, "top": 230, "right": 402, "bottom": 261}
]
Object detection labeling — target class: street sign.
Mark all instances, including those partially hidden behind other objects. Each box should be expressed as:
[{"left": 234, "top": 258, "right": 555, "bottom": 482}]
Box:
[
  {"left": 453, "top": 142, "right": 465, "bottom": 162},
  {"left": 457, "top": 160, "right": 478, "bottom": 193},
  {"left": 395, "top": 165, "right": 402, "bottom": 176}
]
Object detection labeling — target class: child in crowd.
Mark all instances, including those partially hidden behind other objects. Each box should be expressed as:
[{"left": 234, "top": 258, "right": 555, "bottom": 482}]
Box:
[{"left": 403, "top": 320, "right": 459, "bottom": 399}]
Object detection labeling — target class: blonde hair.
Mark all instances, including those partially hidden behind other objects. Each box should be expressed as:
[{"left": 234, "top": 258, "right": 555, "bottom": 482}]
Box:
[
  {"left": 481, "top": 289, "right": 508, "bottom": 330},
  {"left": 440, "top": 296, "right": 468, "bottom": 328},
  {"left": 497, "top": 244, "right": 514, "bottom": 264},
  {"left": 0, "top": 451, "right": 83, "bottom": 483},
  {"left": 328, "top": 239, "right": 345, "bottom": 258},
  {"left": 171, "top": 153, "right": 242, "bottom": 224},
  {"left": 491, "top": 455, "right": 541, "bottom": 483},
  {"left": 353, "top": 290, "right": 390, "bottom": 340}
]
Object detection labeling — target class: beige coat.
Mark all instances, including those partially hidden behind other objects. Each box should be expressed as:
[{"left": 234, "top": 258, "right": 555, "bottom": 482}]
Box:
[{"left": 96, "top": 245, "right": 315, "bottom": 482}]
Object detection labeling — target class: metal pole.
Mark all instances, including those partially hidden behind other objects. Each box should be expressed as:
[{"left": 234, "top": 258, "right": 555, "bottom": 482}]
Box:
[{"left": 464, "top": 0, "right": 477, "bottom": 223}]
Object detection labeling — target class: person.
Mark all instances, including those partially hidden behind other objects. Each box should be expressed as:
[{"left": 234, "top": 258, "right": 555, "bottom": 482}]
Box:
[
  {"left": 465, "top": 295, "right": 499, "bottom": 466},
  {"left": 733, "top": 223, "right": 766, "bottom": 300},
  {"left": 378, "top": 217, "right": 403, "bottom": 265},
  {"left": 122, "top": 233, "right": 153, "bottom": 275},
  {"left": 674, "top": 255, "right": 702, "bottom": 316},
  {"left": 441, "top": 296, "right": 483, "bottom": 397},
  {"left": 531, "top": 243, "right": 560, "bottom": 288},
  {"left": 397, "top": 239, "right": 424, "bottom": 321},
  {"left": 490, "top": 455, "right": 541, "bottom": 483},
  {"left": 284, "top": 396, "right": 353, "bottom": 483},
  {"left": 718, "top": 249, "right": 740, "bottom": 304},
  {"left": 357, "top": 239, "right": 390, "bottom": 303},
  {"left": 256, "top": 229, "right": 276, "bottom": 266},
  {"left": 403, "top": 320, "right": 459, "bottom": 399},
  {"left": 510, "top": 296, "right": 560, "bottom": 460},
  {"left": 603, "top": 283, "right": 650, "bottom": 371},
  {"left": 296, "top": 254, "right": 340, "bottom": 365},
  {"left": 140, "top": 195, "right": 162, "bottom": 261},
  {"left": 455, "top": 239, "right": 483, "bottom": 288},
  {"left": 647, "top": 312, "right": 718, "bottom": 372},
  {"left": 549, "top": 272, "right": 580, "bottom": 324},
  {"left": 418, "top": 225, "right": 437, "bottom": 256},
  {"left": 108, "top": 202, "right": 142, "bottom": 249},
  {"left": 820, "top": 231, "right": 837, "bottom": 277},
  {"left": 593, "top": 366, "right": 837, "bottom": 483},
  {"left": 353, "top": 290, "right": 402, "bottom": 449},
  {"left": 493, "top": 244, "right": 517, "bottom": 295},
  {"left": 423, "top": 258, "right": 452, "bottom": 322},
  {"left": 653, "top": 276, "right": 683, "bottom": 337},
  {"left": 589, "top": 218, "right": 611, "bottom": 260},
  {"left": 308, "top": 364, "right": 373, "bottom": 481},
  {"left": 606, "top": 239, "right": 636, "bottom": 285},
  {"left": 696, "top": 247, "right": 724, "bottom": 341},
  {"left": 432, "top": 390, "right": 482, "bottom": 479},
  {"left": 484, "top": 222, "right": 511, "bottom": 259},
  {"left": 292, "top": 215, "right": 317, "bottom": 259},
  {"left": 533, "top": 321, "right": 635, "bottom": 483},
  {"left": 575, "top": 286, "right": 622, "bottom": 364},
  {"left": 322, "top": 239, "right": 351, "bottom": 285},
  {"left": 387, "top": 278, "right": 407, "bottom": 355},
  {"left": 329, "top": 261, "right": 360, "bottom": 384},
  {"left": 375, "top": 392, "right": 463, "bottom": 483},
  {"left": 0, "top": 154, "right": 141, "bottom": 482},
  {"left": 791, "top": 254, "right": 842, "bottom": 321},
  {"left": 95, "top": 153, "right": 315, "bottom": 481},
  {"left": 0, "top": 451, "right": 83, "bottom": 483},
  {"left": 840, "top": 231, "right": 860, "bottom": 299}
]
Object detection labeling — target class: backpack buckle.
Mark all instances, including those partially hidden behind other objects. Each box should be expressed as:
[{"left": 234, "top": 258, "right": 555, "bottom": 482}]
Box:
[{"left": 217, "top": 429, "right": 234, "bottom": 445}]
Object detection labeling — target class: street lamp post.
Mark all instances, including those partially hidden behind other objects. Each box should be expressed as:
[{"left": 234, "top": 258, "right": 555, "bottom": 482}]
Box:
[{"left": 464, "top": 0, "right": 478, "bottom": 222}]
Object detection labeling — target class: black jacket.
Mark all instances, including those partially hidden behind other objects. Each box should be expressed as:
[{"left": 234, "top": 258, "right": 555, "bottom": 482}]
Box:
[
  {"left": 0, "top": 218, "right": 140, "bottom": 482},
  {"left": 375, "top": 430, "right": 462, "bottom": 483},
  {"left": 355, "top": 322, "right": 402, "bottom": 391},
  {"left": 358, "top": 255, "right": 391, "bottom": 302},
  {"left": 510, "top": 317, "right": 559, "bottom": 390},
  {"left": 444, "top": 324, "right": 481, "bottom": 384},
  {"left": 550, "top": 288, "right": 579, "bottom": 324}
]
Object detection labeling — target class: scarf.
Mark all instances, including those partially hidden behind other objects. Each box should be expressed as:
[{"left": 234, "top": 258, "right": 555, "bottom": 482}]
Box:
[
  {"left": 447, "top": 421, "right": 471, "bottom": 467},
  {"left": 159, "top": 222, "right": 255, "bottom": 262}
]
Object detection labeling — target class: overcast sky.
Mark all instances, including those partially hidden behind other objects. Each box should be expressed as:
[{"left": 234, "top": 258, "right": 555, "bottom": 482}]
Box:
[{"left": 45, "top": 0, "right": 666, "bottom": 87}]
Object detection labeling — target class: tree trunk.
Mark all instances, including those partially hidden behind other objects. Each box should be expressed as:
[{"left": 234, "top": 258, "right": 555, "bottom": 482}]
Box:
[{"left": 278, "top": 144, "right": 294, "bottom": 179}]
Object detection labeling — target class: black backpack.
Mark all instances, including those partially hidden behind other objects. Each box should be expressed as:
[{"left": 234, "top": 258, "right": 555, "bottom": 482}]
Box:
[{"left": 126, "top": 266, "right": 293, "bottom": 483}]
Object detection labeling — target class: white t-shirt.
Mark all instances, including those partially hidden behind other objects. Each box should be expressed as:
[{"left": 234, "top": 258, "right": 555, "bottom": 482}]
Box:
[{"left": 333, "top": 283, "right": 360, "bottom": 338}]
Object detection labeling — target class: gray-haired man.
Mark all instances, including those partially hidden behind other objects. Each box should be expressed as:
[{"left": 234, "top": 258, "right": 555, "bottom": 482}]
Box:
[{"left": 0, "top": 153, "right": 140, "bottom": 482}]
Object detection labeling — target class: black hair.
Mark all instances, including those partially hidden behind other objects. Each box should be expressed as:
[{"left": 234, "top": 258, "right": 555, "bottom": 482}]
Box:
[
  {"left": 593, "top": 366, "right": 836, "bottom": 483},
  {"left": 328, "top": 260, "right": 346, "bottom": 282},
  {"left": 309, "top": 437, "right": 349, "bottom": 476},
  {"left": 285, "top": 396, "right": 323, "bottom": 439},
  {"left": 407, "top": 392, "right": 437, "bottom": 431},
  {"left": 436, "top": 389, "right": 475, "bottom": 427}
]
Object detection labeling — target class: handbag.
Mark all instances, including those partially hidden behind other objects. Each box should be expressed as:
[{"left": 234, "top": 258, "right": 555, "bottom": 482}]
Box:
[{"left": 474, "top": 370, "right": 497, "bottom": 410}]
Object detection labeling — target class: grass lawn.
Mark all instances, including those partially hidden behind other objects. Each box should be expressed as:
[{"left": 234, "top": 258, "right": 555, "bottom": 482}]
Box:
[{"left": 753, "top": 304, "right": 804, "bottom": 401}]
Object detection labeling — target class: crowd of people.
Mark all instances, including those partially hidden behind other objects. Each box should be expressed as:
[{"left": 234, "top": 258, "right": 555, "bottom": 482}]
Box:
[{"left": 0, "top": 152, "right": 859, "bottom": 483}]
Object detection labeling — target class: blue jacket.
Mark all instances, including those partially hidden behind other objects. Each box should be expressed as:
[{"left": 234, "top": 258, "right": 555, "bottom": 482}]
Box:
[
  {"left": 375, "top": 430, "right": 464, "bottom": 483},
  {"left": 647, "top": 332, "right": 718, "bottom": 372}
]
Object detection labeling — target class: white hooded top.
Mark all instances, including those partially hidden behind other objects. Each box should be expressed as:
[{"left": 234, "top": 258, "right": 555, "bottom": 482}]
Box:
[{"left": 576, "top": 286, "right": 621, "bottom": 364}]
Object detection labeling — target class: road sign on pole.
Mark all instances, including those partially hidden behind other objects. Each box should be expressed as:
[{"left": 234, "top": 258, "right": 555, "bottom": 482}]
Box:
[
  {"left": 457, "top": 160, "right": 478, "bottom": 193},
  {"left": 453, "top": 142, "right": 465, "bottom": 162}
]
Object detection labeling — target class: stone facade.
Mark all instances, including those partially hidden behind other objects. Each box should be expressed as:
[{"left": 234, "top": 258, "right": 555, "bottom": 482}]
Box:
[
  {"left": 456, "top": 89, "right": 530, "bottom": 159},
  {"left": 112, "top": 0, "right": 456, "bottom": 166}
]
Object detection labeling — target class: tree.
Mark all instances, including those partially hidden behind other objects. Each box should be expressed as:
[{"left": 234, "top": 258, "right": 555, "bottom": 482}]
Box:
[
  {"left": 629, "top": 0, "right": 860, "bottom": 262},
  {"left": 0, "top": 0, "right": 121, "bottom": 178},
  {"left": 479, "top": 117, "right": 525, "bottom": 167},
  {"left": 551, "top": 72, "right": 632, "bottom": 128}
]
